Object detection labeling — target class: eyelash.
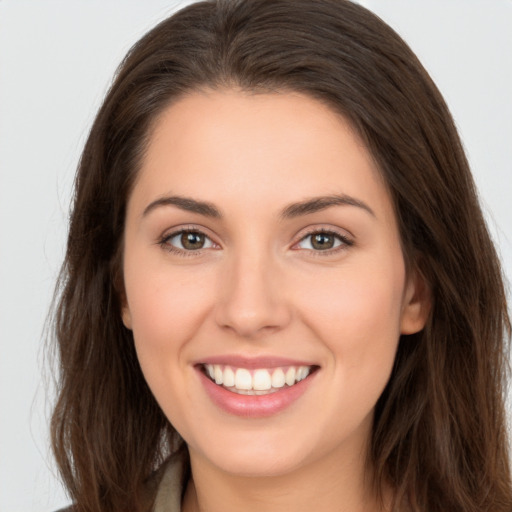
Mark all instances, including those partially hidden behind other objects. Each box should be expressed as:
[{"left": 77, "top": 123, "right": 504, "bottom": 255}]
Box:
[
  {"left": 158, "top": 227, "right": 216, "bottom": 257},
  {"left": 158, "top": 227, "right": 354, "bottom": 256},
  {"left": 292, "top": 228, "right": 354, "bottom": 255}
]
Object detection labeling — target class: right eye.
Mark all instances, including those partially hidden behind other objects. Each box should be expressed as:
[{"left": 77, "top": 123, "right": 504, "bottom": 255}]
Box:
[{"left": 160, "top": 229, "right": 216, "bottom": 253}]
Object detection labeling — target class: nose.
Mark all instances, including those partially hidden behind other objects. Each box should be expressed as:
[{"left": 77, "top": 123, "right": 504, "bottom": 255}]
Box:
[{"left": 214, "top": 250, "right": 292, "bottom": 339}]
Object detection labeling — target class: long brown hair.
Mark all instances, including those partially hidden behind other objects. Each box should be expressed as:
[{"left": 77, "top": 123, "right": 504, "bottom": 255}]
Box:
[{"left": 50, "top": 1, "right": 511, "bottom": 511}]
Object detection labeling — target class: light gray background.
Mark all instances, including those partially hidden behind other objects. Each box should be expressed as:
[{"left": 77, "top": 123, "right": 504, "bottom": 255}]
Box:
[{"left": 1, "top": 1, "right": 511, "bottom": 511}]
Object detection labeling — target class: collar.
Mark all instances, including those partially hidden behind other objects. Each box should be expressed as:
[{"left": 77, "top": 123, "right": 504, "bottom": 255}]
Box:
[{"left": 152, "top": 446, "right": 190, "bottom": 512}]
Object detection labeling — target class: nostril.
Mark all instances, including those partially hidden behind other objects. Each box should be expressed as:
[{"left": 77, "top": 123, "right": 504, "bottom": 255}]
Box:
[{"left": 213, "top": 265, "right": 292, "bottom": 337}]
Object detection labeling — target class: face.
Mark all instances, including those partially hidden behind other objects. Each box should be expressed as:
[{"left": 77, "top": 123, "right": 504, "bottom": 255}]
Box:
[{"left": 121, "top": 89, "right": 428, "bottom": 478}]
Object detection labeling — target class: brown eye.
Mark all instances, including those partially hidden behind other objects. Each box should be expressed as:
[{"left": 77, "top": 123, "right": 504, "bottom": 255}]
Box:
[
  {"left": 295, "top": 230, "right": 352, "bottom": 252},
  {"left": 311, "top": 233, "right": 336, "bottom": 250},
  {"left": 181, "top": 231, "right": 205, "bottom": 250},
  {"left": 164, "top": 230, "right": 215, "bottom": 252}
]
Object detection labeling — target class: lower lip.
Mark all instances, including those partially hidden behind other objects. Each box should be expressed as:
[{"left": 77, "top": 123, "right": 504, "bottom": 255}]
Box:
[{"left": 197, "top": 367, "right": 317, "bottom": 418}]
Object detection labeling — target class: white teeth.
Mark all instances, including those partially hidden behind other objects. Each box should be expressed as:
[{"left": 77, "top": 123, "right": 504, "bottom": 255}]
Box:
[
  {"left": 204, "top": 364, "right": 314, "bottom": 393},
  {"left": 235, "top": 368, "right": 252, "bottom": 390},
  {"left": 285, "top": 367, "right": 296, "bottom": 386},
  {"left": 253, "top": 369, "right": 272, "bottom": 391},
  {"left": 271, "top": 368, "right": 285, "bottom": 388},
  {"left": 297, "top": 366, "right": 308, "bottom": 381},
  {"left": 214, "top": 365, "right": 223, "bottom": 385},
  {"left": 223, "top": 366, "right": 235, "bottom": 387}
]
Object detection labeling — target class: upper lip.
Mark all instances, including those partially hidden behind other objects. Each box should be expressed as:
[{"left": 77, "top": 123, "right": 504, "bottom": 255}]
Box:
[{"left": 194, "top": 355, "right": 318, "bottom": 369}]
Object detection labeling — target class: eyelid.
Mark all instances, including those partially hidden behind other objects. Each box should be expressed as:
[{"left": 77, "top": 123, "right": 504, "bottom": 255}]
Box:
[
  {"left": 291, "top": 226, "right": 354, "bottom": 253},
  {"left": 157, "top": 224, "right": 353, "bottom": 256},
  {"left": 158, "top": 225, "right": 220, "bottom": 254}
]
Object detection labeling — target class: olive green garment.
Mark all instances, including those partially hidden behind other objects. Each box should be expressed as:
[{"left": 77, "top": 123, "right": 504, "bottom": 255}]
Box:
[{"left": 153, "top": 447, "right": 189, "bottom": 512}]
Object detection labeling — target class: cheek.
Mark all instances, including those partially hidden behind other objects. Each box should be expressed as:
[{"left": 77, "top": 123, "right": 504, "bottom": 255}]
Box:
[
  {"left": 123, "top": 260, "right": 215, "bottom": 369},
  {"left": 300, "top": 259, "right": 405, "bottom": 381},
  {"left": 123, "top": 261, "right": 218, "bottom": 432}
]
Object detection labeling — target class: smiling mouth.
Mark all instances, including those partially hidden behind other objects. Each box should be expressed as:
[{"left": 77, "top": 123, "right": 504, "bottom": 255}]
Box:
[{"left": 200, "top": 364, "right": 319, "bottom": 395}]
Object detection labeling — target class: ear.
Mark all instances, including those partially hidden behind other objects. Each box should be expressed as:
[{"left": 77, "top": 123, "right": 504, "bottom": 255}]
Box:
[
  {"left": 111, "top": 252, "right": 132, "bottom": 330},
  {"left": 119, "top": 285, "right": 132, "bottom": 330},
  {"left": 400, "top": 267, "right": 431, "bottom": 335},
  {"left": 122, "top": 304, "right": 133, "bottom": 330}
]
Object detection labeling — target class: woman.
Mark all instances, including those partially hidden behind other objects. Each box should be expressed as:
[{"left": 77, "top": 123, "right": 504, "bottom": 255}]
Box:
[{"left": 50, "top": 1, "right": 512, "bottom": 511}]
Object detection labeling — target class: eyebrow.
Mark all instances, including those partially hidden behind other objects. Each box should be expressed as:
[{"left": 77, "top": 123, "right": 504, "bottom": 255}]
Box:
[
  {"left": 143, "top": 195, "right": 222, "bottom": 218},
  {"left": 142, "top": 193, "right": 375, "bottom": 220},
  {"left": 280, "top": 194, "right": 375, "bottom": 219}
]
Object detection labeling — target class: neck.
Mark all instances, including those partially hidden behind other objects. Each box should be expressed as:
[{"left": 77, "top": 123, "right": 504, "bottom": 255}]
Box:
[{"left": 182, "top": 441, "right": 390, "bottom": 512}]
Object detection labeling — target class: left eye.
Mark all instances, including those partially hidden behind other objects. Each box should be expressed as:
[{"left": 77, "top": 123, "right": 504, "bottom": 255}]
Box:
[
  {"left": 165, "top": 230, "right": 215, "bottom": 251},
  {"left": 296, "top": 231, "right": 348, "bottom": 251}
]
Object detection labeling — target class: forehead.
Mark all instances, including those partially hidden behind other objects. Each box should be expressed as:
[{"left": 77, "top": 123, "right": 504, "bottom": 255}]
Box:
[{"left": 131, "top": 88, "right": 393, "bottom": 223}]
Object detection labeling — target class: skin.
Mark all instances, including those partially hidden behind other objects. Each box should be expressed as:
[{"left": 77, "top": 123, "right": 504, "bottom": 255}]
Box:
[{"left": 121, "top": 89, "right": 430, "bottom": 512}]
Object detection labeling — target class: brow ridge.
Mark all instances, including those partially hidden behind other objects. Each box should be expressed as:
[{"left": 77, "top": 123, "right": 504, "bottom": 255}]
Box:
[
  {"left": 142, "top": 193, "right": 374, "bottom": 220},
  {"left": 142, "top": 195, "right": 222, "bottom": 218},
  {"left": 280, "top": 194, "right": 375, "bottom": 219}
]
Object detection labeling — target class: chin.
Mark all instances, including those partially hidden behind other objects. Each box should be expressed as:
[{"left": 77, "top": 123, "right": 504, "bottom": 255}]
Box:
[{"left": 187, "top": 427, "right": 315, "bottom": 478}]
